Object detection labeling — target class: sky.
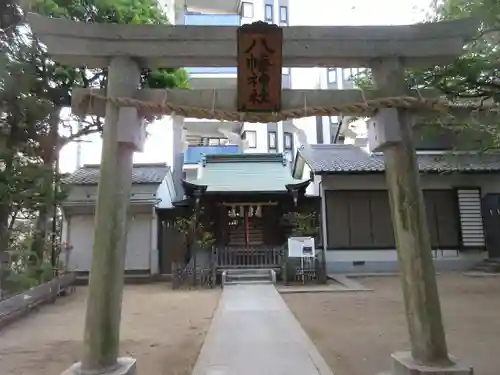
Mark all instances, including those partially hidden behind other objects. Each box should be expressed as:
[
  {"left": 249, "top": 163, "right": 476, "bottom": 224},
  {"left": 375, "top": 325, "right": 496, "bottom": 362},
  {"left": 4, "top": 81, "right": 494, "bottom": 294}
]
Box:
[{"left": 58, "top": 0, "right": 431, "bottom": 174}]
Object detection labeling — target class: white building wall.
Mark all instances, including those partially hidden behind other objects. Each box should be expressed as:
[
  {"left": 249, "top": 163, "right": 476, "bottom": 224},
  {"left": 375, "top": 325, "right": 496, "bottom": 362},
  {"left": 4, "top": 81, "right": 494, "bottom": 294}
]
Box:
[
  {"left": 158, "top": 0, "right": 176, "bottom": 24},
  {"left": 64, "top": 213, "right": 154, "bottom": 273},
  {"left": 62, "top": 179, "right": 173, "bottom": 275},
  {"left": 183, "top": 166, "right": 198, "bottom": 181},
  {"left": 242, "top": 123, "right": 269, "bottom": 153},
  {"left": 155, "top": 173, "right": 176, "bottom": 209}
]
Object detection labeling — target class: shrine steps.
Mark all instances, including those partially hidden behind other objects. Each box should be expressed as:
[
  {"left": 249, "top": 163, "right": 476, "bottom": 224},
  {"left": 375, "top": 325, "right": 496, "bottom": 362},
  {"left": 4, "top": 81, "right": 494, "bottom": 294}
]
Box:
[{"left": 222, "top": 268, "right": 277, "bottom": 287}]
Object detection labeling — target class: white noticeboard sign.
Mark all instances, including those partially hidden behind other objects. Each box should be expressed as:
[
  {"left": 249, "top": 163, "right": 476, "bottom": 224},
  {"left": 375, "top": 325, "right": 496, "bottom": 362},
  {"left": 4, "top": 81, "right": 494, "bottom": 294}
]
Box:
[{"left": 287, "top": 237, "right": 316, "bottom": 258}]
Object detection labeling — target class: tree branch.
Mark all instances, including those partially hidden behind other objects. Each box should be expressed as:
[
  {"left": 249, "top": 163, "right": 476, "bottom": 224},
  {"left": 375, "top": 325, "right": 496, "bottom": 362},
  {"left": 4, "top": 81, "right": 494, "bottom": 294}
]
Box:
[{"left": 7, "top": 208, "right": 19, "bottom": 231}]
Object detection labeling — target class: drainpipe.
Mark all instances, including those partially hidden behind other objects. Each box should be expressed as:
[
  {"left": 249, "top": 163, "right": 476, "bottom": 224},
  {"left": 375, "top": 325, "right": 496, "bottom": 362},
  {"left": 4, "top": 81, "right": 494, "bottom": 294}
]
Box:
[
  {"left": 333, "top": 118, "right": 343, "bottom": 144},
  {"left": 318, "top": 178, "right": 328, "bottom": 280},
  {"left": 172, "top": 116, "right": 185, "bottom": 200}
]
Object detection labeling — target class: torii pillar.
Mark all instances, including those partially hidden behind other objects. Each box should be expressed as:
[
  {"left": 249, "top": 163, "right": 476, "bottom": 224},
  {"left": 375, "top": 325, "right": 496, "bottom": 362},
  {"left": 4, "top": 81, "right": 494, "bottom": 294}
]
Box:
[
  {"left": 369, "top": 59, "right": 473, "bottom": 375},
  {"left": 63, "top": 57, "right": 145, "bottom": 375}
]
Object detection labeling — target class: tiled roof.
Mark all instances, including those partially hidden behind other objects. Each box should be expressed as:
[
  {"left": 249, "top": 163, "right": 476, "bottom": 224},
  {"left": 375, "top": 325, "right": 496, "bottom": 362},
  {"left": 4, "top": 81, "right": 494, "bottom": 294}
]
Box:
[
  {"left": 190, "top": 153, "right": 305, "bottom": 192},
  {"left": 63, "top": 163, "right": 170, "bottom": 185},
  {"left": 299, "top": 144, "right": 500, "bottom": 174}
]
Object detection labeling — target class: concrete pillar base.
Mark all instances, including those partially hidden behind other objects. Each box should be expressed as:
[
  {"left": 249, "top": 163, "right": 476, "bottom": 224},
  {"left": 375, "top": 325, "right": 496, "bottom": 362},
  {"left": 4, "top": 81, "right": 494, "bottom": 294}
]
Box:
[
  {"left": 60, "top": 357, "right": 136, "bottom": 375},
  {"left": 390, "top": 352, "right": 473, "bottom": 375}
]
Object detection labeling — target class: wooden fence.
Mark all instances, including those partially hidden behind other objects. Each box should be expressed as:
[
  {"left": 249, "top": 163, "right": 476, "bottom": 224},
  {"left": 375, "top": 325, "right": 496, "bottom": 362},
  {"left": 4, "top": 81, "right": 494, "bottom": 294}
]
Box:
[{"left": 212, "top": 246, "right": 284, "bottom": 270}]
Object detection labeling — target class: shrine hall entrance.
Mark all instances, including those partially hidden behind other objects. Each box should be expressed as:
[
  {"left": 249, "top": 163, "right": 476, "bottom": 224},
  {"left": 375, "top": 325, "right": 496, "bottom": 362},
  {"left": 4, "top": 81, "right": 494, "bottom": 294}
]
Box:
[
  {"left": 227, "top": 204, "right": 266, "bottom": 247},
  {"left": 214, "top": 200, "right": 286, "bottom": 270}
]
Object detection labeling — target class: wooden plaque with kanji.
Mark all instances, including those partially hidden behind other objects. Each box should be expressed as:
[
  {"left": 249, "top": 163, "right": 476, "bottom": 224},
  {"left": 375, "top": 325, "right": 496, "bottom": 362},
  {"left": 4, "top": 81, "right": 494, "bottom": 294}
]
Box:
[{"left": 237, "top": 21, "right": 283, "bottom": 113}]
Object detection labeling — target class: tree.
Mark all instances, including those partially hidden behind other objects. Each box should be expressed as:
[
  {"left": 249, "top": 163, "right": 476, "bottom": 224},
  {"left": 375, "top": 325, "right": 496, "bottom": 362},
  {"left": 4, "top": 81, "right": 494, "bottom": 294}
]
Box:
[
  {"left": 411, "top": 0, "right": 499, "bottom": 102},
  {"left": 0, "top": 0, "right": 190, "bottom": 291},
  {"left": 0, "top": 0, "right": 22, "bottom": 37},
  {"left": 357, "top": 0, "right": 498, "bottom": 98},
  {"left": 353, "top": 0, "right": 499, "bottom": 149},
  {"left": 0, "top": 6, "right": 56, "bottom": 294},
  {"left": 24, "top": 0, "right": 189, "bottom": 264}
]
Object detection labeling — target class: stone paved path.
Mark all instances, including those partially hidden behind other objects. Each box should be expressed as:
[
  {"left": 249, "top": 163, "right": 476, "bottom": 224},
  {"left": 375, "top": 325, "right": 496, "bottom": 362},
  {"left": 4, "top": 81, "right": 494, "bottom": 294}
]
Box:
[{"left": 192, "top": 284, "right": 334, "bottom": 375}]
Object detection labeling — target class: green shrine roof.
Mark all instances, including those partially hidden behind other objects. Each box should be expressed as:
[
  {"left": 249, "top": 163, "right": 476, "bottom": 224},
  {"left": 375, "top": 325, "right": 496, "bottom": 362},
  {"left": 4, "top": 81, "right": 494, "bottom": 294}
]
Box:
[{"left": 188, "top": 153, "right": 307, "bottom": 193}]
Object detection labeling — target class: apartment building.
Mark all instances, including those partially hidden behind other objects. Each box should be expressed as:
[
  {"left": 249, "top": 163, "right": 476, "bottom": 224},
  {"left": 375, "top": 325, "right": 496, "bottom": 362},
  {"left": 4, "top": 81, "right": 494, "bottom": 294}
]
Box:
[{"left": 159, "top": 0, "right": 365, "bottom": 182}]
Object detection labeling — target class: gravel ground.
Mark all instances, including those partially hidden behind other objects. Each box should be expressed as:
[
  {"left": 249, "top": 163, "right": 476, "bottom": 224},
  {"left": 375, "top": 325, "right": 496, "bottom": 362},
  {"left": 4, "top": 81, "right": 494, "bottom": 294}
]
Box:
[
  {"left": 284, "top": 274, "right": 500, "bottom": 375},
  {"left": 0, "top": 284, "right": 220, "bottom": 375}
]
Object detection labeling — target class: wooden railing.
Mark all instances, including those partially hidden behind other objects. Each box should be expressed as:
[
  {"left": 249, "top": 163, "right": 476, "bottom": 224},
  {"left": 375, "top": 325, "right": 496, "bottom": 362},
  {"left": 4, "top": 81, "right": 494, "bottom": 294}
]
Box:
[
  {"left": 0, "top": 273, "right": 76, "bottom": 329},
  {"left": 212, "top": 246, "right": 284, "bottom": 270}
]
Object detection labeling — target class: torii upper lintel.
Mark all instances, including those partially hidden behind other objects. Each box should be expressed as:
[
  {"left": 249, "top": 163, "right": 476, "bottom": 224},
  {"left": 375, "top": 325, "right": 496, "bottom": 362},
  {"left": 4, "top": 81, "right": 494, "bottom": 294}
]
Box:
[{"left": 27, "top": 13, "right": 479, "bottom": 69}]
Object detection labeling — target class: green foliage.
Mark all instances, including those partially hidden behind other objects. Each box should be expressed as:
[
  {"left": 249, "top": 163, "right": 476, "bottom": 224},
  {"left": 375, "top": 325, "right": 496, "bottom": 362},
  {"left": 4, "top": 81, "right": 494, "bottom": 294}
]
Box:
[
  {"left": 352, "top": 0, "right": 500, "bottom": 149},
  {"left": 5, "top": 232, "right": 60, "bottom": 295},
  {"left": 1, "top": 0, "right": 189, "bottom": 283},
  {"left": 0, "top": 23, "right": 56, "bottom": 242},
  {"left": 418, "top": 0, "right": 499, "bottom": 101},
  {"left": 197, "top": 230, "right": 215, "bottom": 250},
  {"left": 29, "top": 0, "right": 189, "bottom": 105},
  {"left": 354, "top": 0, "right": 498, "bottom": 99},
  {"left": 144, "top": 68, "right": 190, "bottom": 89},
  {"left": 283, "top": 210, "right": 318, "bottom": 237},
  {"left": 174, "top": 210, "right": 215, "bottom": 250},
  {"left": 31, "top": 0, "right": 169, "bottom": 24}
]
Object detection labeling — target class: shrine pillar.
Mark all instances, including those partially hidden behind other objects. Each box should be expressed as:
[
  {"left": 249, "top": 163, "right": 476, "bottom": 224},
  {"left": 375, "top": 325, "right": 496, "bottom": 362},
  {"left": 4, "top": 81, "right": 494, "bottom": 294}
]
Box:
[{"left": 370, "top": 59, "right": 472, "bottom": 375}]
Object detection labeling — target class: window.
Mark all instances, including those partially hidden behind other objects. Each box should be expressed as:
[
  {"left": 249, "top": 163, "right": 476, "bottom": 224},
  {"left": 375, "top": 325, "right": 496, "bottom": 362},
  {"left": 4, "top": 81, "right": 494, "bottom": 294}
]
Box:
[
  {"left": 343, "top": 67, "right": 359, "bottom": 81},
  {"left": 241, "top": 2, "right": 254, "bottom": 18},
  {"left": 342, "top": 68, "right": 360, "bottom": 89},
  {"left": 201, "top": 137, "right": 229, "bottom": 146},
  {"left": 325, "top": 190, "right": 459, "bottom": 249},
  {"left": 265, "top": 4, "right": 273, "bottom": 22},
  {"left": 243, "top": 130, "right": 257, "bottom": 148},
  {"left": 282, "top": 67, "right": 290, "bottom": 75},
  {"left": 268, "top": 131, "right": 277, "bottom": 151},
  {"left": 327, "top": 68, "right": 337, "bottom": 84},
  {"left": 208, "top": 138, "right": 222, "bottom": 146},
  {"left": 284, "top": 132, "right": 293, "bottom": 150},
  {"left": 342, "top": 68, "right": 351, "bottom": 81},
  {"left": 279, "top": 6, "right": 288, "bottom": 24}
]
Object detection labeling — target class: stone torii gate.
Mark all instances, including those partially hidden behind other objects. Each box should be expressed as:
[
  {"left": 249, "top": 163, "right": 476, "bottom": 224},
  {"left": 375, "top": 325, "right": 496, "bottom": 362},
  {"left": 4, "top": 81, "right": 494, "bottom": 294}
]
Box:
[{"left": 28, "top": 13, "right": 484, "bottom": 375}]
